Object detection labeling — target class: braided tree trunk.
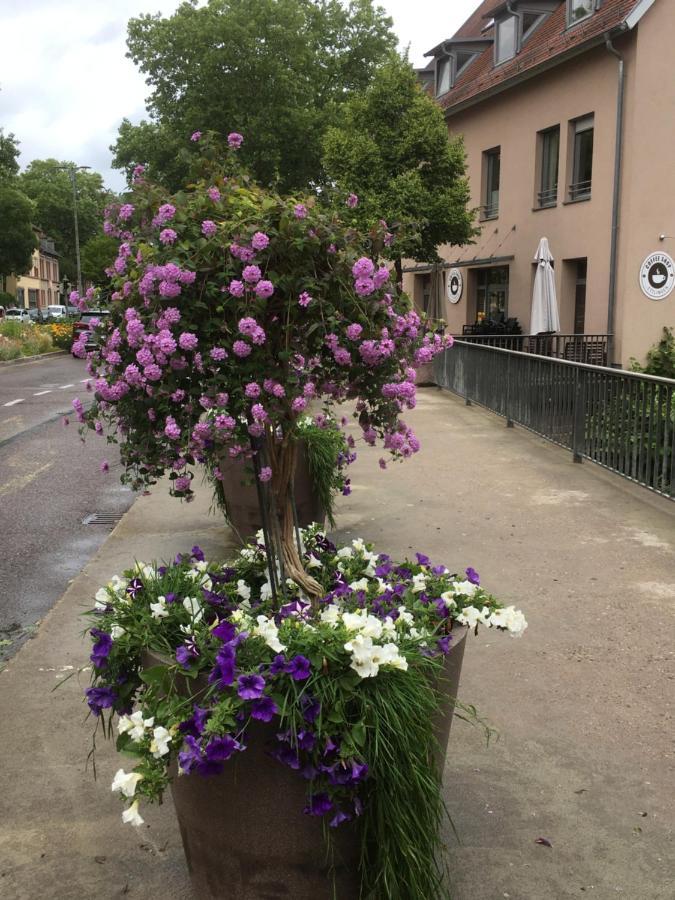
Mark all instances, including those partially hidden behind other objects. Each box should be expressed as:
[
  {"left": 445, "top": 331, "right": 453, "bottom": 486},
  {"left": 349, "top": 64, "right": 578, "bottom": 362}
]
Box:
[{"left": 266, "top": 433, "right": 323, "bottom": 603}]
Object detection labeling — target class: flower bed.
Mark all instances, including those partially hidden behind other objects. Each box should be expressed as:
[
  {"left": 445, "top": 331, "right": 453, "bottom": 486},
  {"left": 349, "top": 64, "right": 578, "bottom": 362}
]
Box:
[
  {"left": 85, "top": 526, "right": 525, "bottom": 898},
  {"left": 0, "top": 322, "right": 53, "bottom": 360}
]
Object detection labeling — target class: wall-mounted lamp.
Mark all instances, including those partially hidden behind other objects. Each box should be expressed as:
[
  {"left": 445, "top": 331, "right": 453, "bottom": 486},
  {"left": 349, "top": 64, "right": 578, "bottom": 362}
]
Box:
[{"left": 659, "top": 234, "right": 673, "bottom": 242}]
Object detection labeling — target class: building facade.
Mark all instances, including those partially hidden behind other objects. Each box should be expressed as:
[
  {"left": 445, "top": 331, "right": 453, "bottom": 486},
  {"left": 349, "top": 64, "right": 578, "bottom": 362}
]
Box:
[
  {"left": 4, "top": 234, "right": 61, "bottom": 310},
  {"left": 406, "top": 0, "right": 674, "bottom": 367}
]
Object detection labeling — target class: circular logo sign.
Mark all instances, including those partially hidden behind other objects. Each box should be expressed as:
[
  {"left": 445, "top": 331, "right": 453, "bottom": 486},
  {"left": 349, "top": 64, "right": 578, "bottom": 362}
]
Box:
[
  {"left": 639, "top": 252, "right": 675, "bottom": 300},
  {"left": 447, "top": 268, "right": 463, "bottom": 304}
]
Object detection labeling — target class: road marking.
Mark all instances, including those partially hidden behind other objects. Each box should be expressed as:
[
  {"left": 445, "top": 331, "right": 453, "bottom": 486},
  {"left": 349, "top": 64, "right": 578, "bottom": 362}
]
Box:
[
  {"left": 80, "top": 379, "right": 89, "bottom": 383},
  {"left": 0, "top": 461, "right": 55, "bottom": 497},
  {"left": 3, "top": 399, "right": 24, "bottom": 407},
  {"left": 59, "top": 384, "right": 75, "bottom": 389},
  {"left": 34, "top": 390, "right": 52, "bottom": 396}
]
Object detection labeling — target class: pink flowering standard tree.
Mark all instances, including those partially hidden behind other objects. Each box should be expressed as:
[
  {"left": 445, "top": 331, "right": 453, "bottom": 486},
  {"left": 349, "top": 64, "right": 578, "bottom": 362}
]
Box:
[{"left": 80, "top": 134, "right": 450, "bottom": 599}]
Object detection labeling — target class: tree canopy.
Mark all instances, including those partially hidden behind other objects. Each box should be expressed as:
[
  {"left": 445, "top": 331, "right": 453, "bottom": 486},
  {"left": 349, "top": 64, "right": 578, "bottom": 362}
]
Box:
[
  {"left": 322, "top": 56, "right": 475, "bottom": 269},
  {"left": 112, "top": 0, "right": 396, "bottom": 191},
  {"left": 18, "top": 160, "right": 111, "bottom": 283},
  {"left": 0, "top": 129, "right": 20, "bottom": 181},
  {"left": 0, "top": 186, "right": 37, "bottom": 279}
]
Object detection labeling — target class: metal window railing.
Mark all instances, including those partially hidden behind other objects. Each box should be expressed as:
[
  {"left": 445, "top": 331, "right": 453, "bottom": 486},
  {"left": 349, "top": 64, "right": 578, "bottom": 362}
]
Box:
[
  {"left": 455, "top": 333, "right": 609, "bottom": 366},
  {"left": 435, "top": 341, "right": 675, "bottom": 500},
  {"left": 537, "top": 186, "right": 558, "bottom": 207},
  {"left": 569, "top": 179, "right": 592, "bottom": 200},
  {"left": 481, "top": 203, "right": 499, "bottom": 219}
]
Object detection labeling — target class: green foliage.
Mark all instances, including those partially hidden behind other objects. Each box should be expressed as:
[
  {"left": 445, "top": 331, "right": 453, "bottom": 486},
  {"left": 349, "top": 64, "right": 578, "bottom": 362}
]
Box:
[
  {"left": 323, "top": 55, "right": 475, "bottom": 265},
  {"left": 0, "top": 321, "right": 53, "bottom": 359},
  {"left": 80, "top": 234, "right": 119, "bottom": 286},
  {"left": 18, "top": 160, "right": 112, "bottom": 282},
  {"left": 0, "top": 290, "right": 15, "bottom": 306},
  {"left": 112, "top": 0, "right": 396, "bottom": 191},
  {"left": 0, "top": 185, "right": 37, "bottom": 277},
  {"left": 304, "top": 420, "right": 350, "bottom": 527},
  {"left": 0, "top": 129, "right": 20, "bottom": 181},
  {"left": 631, "top": 327, "right": 675, "bottom": 379}
]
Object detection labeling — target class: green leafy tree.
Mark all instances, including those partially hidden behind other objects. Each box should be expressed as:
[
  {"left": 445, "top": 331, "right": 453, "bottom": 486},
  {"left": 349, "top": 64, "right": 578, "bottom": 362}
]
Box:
[
  {"left": 112, "top": 0, "right": 396, "bottom": 191},
  {"left": 323, "top": 55, "right": 475, "bottom": 279},
  {"left": 18, "top": 160, "right": 111, "bottom": 283},
  {"left": 80, "top": 235, "right": 120, "bottom": 287},
  {"left": 0, "top": 129, "right": 20, "bottom": 181},
  {"left": 0, "top": 186, "right": 37, "bottom": 279}
]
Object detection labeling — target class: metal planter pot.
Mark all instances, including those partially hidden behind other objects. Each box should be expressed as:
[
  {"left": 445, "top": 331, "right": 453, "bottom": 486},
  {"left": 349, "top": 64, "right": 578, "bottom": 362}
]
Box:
[
  {"left": 217, "top": 442, "right": 324, "bottom": 542},
  {"left": 145, "top": 627, "right": 467, "bottom": 899}
]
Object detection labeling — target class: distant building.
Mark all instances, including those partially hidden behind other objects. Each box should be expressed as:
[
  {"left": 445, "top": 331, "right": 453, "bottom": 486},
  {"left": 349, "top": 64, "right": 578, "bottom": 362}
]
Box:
[
  {"left": 408, "top": 0, "right": 674, "bottom": 367},
  {"left": 4, "top": 233, "right": 61, "bottom": 310}
]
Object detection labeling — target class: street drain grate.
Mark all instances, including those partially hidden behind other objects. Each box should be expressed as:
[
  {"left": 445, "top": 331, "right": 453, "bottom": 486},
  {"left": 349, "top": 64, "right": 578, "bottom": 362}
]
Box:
[{"left": 82, "top": 512, "right": 124, "bottom": 527}]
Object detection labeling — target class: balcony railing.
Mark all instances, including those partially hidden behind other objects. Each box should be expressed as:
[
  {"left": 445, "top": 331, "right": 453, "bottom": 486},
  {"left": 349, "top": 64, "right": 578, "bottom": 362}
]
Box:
[
  {"left": 569, "top": 179, "right": 592, "bottom": 201},
  {"left": 435, "top": 341, "right": 675, "bottom": 500},
  {"left": 456, "top": 332, "right": 610, "bottom": 367},
  {"left": 537, "top": 186, "right": 558, "bottom": 207}
]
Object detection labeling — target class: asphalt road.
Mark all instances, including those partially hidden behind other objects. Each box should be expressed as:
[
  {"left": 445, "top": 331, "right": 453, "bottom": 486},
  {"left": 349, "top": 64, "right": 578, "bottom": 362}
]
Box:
[{"left": 0, "top": 354, "right": 135, "bottom": 663}]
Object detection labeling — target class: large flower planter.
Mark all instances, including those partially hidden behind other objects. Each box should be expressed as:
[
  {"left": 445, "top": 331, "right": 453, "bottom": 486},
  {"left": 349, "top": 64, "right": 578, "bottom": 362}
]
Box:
[
  {"left": 144, "top": 626, "right": 467, "bottom": 899},
  {"left": 217, "top": 442, "right": 324, "bottom": 542}
]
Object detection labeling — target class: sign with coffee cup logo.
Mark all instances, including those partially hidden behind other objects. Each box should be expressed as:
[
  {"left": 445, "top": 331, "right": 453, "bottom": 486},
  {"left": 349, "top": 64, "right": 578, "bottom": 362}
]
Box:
[
  {"left": 447, "top": 268, "right": 463, "bottom": 304},
  {"left": 639, "top": 252, "right": 675, "bottom": 300}
]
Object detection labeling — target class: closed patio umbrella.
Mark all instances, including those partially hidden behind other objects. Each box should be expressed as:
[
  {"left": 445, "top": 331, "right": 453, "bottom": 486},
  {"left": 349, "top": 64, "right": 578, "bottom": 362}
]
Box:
[
  {"left": 428, "top": 263, "right": 445, "bottom": 324},
  {"left": 530, "top": 237, "right": 560, "bottom": 334}
]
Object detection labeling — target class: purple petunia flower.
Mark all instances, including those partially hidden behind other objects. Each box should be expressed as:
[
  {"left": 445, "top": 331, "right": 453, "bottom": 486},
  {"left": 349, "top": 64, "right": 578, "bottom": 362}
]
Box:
[
  {"left": 205, "top": 734, "right": 241, "bottom": 763},
  {"left": 212, "top": 620, "right": 236, "bottom": 642},
  {"left": 84, "top": 685, "right": 117, "bottom": 716},
  {"left": 416, "top": 552, "right": 430, "bottom": 566},
  {"left": 269, "top": 653, "right": 286, "bottom": 675},
  {"left": 304, "top": 793, "right": 333, "bottom": 816},
  {"left": 176, "top": 636, "right": 200, "bottom": 669},
  {"left": 250, "top": 696, "right": 278, "bottom": 722},
  {"left": 237, "top": 673, "right": 265, "bottom": 700},
  {"left": 90, "top": 628, "right": 113, "bottom": 670},
  {"left": 301, "top": 695, "right": 321, "bottom": 724},
  {"left": 330, "top": 809, "right": 352, "bottom": 828},
  {"left": 466, "top": 567, "right": 480, "bottom": 585},
  {"left": 285, "top": 655, "right": 311, "bottom": 681},
  {"left": 126, "top": 577, "right": 143, "bottom": 599}
]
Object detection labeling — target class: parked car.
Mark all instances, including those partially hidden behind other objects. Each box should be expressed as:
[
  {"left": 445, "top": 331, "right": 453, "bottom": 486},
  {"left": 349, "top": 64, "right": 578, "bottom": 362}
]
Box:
[
  {"left": 4, "top": 308, "right": 33, "bottom": 325},
  {"left": 27, "top": 308, "right": 47, "bottom": 323},
  {"left": 71, "top": 309, "right": 111, "bottom": 354},
  {"left": 46, "top": 304, "right": 67, "bottom": 320}
]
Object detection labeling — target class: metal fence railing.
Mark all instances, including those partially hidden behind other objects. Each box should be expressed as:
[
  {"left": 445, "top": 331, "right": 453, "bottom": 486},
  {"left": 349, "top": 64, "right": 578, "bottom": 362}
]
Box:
[
  {"left": 435, "top": 341, "right": 675, "bottom": 500},
  {"left": 455, "top": 332, "right": 610, "bottom": 366}
]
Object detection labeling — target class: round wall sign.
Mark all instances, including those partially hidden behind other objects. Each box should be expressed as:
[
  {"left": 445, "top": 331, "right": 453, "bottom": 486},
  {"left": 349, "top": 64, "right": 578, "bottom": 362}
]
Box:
[
  {"left": 639, "top": 252, "right": 675, "bottom": 300},
  {"left": 447, "top": 268, "right": 463, "bottom": 304}
]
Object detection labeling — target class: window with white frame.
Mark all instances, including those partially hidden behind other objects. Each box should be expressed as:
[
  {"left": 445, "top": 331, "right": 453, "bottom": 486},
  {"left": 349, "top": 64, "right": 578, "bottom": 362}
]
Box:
[
  {"left": 569, "top": 115, "right": 594, "bottom": 200},
  {"left": 568, "top": 0, "right": 594, "bottom": 25},
  {"left": 495, "top": 15, "right": 517, "bottom": 64},
  {"left": 436, "top": 57, "right": 451, "bottom": 96}
]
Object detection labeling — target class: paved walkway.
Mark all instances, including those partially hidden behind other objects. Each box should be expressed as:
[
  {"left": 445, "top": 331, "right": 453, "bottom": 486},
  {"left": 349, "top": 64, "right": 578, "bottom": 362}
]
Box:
[{"left": 1, "top": 387, "right": 673, "bottom": 899}]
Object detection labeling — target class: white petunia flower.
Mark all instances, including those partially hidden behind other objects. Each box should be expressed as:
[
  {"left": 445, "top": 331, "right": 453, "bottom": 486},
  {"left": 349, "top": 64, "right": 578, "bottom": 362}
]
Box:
[
  {"left": 342, "top": 611, "right": 365, "bottom": 632},
  {"left": 360, "top": 614, "right": 383, "bottom": 640},
  {"left": 456, "top": 605, "right": 490, "bottom": 629},
  {"left": 349, "top": 577, "right": 369, "bottom": 592},
  {"left": 440, "top": 591, "right": 457, "bottom": 609},
  {"left": 490, "top": 606, "right": 528, "bottom": 636},
  {"left": 94, "top": 588, "right": 110, "bottom": 610},
  {"left": 254, "top": 615, "right": 286, "bottom": 653},
  {"left": 237, "top": 580, "right": 251, "bottom": 602},
  {"left": 150, "top": 597, "right": 169, "bottom": 619},
  {"left": 451, "top": 580, "right": 478, "bottom": 598},
  {"left": 240, "top": 548, "right": 256, "bottom": 562},
  {"left": 122, "top": 800, "right": 144, "bottom": 827},
  {"left": 319, "top": 604, "right": 341, "bottom": 627},
  {"left": 337, "top": 547, "right": 353, "bottom": 559},
  {"left": 110, "top": 625, "right": 126, "bottom": 639},
  {"left": 344, "top": 634, "right": 379, "bottom": 678},
  {"left": 150, "top": 726, "right": 172, "bottom": 758},
  {"left": 377, "top": 642, "right": 409, "bottom": 671},
  {"left": 351, "top": 538, "right": 366, "bottom": 553},
  {"left": 183, "top": 596, "right": 203, "bottom": 622},
  {"left": 306, "top": 554, "right": 322, "bottom": 570},
  {"left": 193, "top": 560, "right": 209, "bottom": 572},
  {"left": 411, "top": 573, "right": 427, "bottom": 593},
  {"left": 260, "top": 581, "right": 274, "bottom": 602},
  {"left": 111, "top": 768, "right": 143, "bottom": 798},
  {"left": 118, "top": 710, "right": 154, "bottom": 742},
  {"left": 396, "top": 606, "right": 414, "bottom": 627},
  {"left": 382, "top": 617, "right": 397, "bottom": 637}
]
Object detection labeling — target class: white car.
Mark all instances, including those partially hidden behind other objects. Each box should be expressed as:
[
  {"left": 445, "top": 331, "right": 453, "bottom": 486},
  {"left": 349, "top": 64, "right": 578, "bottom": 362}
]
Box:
[
  {"left": 4, "top": 308, "right": 33, "bottom": 324},
  {"left": 46, "top": 304, "right": 67, "bottom": 320}
]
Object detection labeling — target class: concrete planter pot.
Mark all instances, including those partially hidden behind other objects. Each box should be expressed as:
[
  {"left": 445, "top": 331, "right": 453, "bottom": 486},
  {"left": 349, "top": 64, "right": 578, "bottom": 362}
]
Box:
[
  {"left": 217, "top": 442, "right": 324, "bottom": 542},
  {"left": 143, "top": 626, "right": 467, "bottom": 899}
]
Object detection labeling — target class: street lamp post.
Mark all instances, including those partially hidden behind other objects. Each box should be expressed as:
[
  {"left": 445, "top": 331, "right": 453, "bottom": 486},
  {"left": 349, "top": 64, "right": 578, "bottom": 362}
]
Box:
[{"left": 54, "top": 165, "right": 90, "bottom": 298}]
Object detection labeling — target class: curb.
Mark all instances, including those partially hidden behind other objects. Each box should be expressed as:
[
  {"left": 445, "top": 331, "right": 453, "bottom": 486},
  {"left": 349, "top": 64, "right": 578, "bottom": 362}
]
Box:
[{"left": 0, "top": 349, "right": 68, "bottom": 369}]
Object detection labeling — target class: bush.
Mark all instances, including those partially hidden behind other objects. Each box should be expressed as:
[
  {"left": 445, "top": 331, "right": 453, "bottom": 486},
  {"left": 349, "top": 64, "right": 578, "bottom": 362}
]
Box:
[
  {"left": 42, "top": 322, "right": 74, "bottom": 349},
  {"left": 0, "top": 338, "right": 21, "bottom": 361},
  {"left": 0, "top": 290, "right": 15, "bottom": 307},
  {"left": 0, "top": 321, "right": 53, "bottom": 358}
]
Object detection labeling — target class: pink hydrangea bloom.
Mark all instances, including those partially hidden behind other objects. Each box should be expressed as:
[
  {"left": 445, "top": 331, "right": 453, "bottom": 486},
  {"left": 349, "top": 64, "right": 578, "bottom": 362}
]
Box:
[
  {"left": 201, "top": 220, "right": 217, "bottom": 237},
  {"left": 293, "top": 203, "right": 308, "bottom": 219},
  {"left": 292, "top": 396, "right": 307, "bottom": 413},
  {"left": 159, "top": 228, "right": 177, "bottom": 245},
  {"left": 373, "top": 266, "right": 390, "bottom": 289},
  {"left": 190, "top": 131, "right": 202, "bottom": 141},
  {"left": 207, "top": 186, "right": 221, "bottom": 202},
  {"left": 298, "top": 292, "right": 312, "bottom": 308},
  {"left": 242, "top": 265, "right": 261, "bottom": 284},
  {"left": 233, "top": 340, "right": 251, "bottom": 357},
  {"left": 229, "top": 279, "right": 245, "bottom": 297},
  {"left": 118, "top": 204, "right": 135, "bottom": 221},
  {"left": 346, "top": 323, "right": 363, "bottom": 341},
  {"left": 251, "top": 231, "right": 269, "bottom": 250},
  {"left": 159, "top": 280, "right": 182, "bottom": 298},
  {"left": 354, "top": 277, "right": 375, "bottom": 297},
  {"left": 238, "top": 317, "right": 258, "bottom": 336},
  {"left": 255, "top": 280, "right": 274, "bottom": 299},
  {"left": 210, "top": 347, "right": 227, "bottom": 361},
  {"left": 228, "top": 132, "right": 243, "bottom": 148},
  {"left": 258, "top": 467, "right": 272, "bottom": 482},
  {"left": 165, "top": 416, "right": 181, "bottom": 440},
  {"left": 245, "top": 382, "right": 261, "bottom": 398},
  {"left": 352, "top": 257, "right": 374, "bottom": 279},
  {"left": 179, "top": 332, "right": 198, "bottom": 351},
  {"left": 251, "top": 403, "right": 267, "bottom": 422},
  {"left": 346, "top": 193, "right": 358, "bottom": 208}
]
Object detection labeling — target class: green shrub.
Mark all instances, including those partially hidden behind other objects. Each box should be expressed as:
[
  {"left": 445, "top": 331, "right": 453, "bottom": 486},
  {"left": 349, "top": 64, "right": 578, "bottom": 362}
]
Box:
[
  {"left": 0, "top": 340, "right": 21, "bottom": 361},
  {"left": 631, "top": 327, "right": 675, "bottom": 379},
  {"left": 0, "top": 320, "right": 23, "bottom": 339}
]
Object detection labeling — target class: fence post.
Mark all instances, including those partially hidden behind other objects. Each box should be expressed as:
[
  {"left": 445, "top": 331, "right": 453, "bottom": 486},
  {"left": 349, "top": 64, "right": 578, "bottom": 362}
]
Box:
[
  {"left": 506, "top": 352, "right": 514, "bottom": 427},
  {"left": 572, "top": 368, "right": 586, "bottom": 463}
]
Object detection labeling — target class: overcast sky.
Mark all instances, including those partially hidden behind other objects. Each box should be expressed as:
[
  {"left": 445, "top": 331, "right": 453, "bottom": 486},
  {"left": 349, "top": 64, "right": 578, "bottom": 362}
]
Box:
[{"left": 0, "top": 0, "right": 477, "bottom": 192}]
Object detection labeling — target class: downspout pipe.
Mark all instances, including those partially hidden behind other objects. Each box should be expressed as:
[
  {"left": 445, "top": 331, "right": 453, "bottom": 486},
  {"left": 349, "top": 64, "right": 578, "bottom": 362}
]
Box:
[{"left": 605, "top": 32, "right": 626, "bottom": 367}]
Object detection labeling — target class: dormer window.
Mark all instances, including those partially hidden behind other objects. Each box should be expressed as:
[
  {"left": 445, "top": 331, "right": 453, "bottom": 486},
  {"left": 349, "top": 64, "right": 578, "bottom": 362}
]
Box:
[
  {"left": 436, "top": 57, "right": 451, "bottom": 96},
  {"left": 568, "top": 0, "right": 595, "bottom": 26},
  {"left": 495, "top": 15, "right": 517, "bottom": 64}
]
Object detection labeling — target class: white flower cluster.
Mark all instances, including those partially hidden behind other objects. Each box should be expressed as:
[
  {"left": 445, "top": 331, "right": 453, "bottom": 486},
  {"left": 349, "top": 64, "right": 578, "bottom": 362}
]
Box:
[
  {"left": 94, "top": 575, "right": 128, "bottom": 610},
  {"left": 111, "top": 769, "right": 145, "bottom": 827},
  {"left": 118, "top": 711, "right": 173, "bottom": 757},
  {"left": 318, "top": 604, "right": 410, "bottom": 678},
  {"left": 455, "top": 604, "right": 527, "bottom": 636},
  {"left": 253, "top": 614, "right": 286, "bottom": 652},
  {"left": 344, "top": 634, "right": 408, "bottom": 678}
]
